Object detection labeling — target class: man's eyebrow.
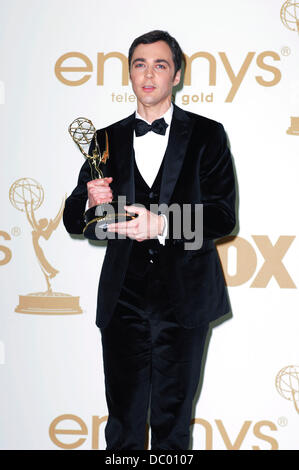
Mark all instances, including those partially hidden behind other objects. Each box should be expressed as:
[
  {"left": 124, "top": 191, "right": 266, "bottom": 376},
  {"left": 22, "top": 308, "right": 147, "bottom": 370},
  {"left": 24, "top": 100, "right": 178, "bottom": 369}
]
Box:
[
  {"left": 132, "top": 58, "right": 146, "bottom": 65},
  {"left": 132, "top": 58, "right": 170, "bottom": 66},
  {"left": 154, "top": 59, "right": 170, "bottom": 66}
]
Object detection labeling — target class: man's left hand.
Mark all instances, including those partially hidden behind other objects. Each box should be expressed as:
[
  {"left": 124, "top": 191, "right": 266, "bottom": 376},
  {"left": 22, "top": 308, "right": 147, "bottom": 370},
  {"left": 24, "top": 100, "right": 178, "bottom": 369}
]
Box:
[{"left": 107, "top": 205, "right": 165, "bottom": 242}]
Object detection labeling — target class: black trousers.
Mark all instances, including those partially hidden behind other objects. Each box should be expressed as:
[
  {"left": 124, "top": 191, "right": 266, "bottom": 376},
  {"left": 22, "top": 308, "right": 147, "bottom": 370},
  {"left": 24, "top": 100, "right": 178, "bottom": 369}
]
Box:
[{"left": 100, "top": 261, "right": 209, "bottom": 450}]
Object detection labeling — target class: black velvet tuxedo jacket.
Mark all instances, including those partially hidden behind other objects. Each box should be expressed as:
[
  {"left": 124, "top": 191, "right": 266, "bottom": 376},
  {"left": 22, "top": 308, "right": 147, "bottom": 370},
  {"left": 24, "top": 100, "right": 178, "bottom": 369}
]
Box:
[{"left": 63, "top": 104, "right": 236, "bottom": 329}]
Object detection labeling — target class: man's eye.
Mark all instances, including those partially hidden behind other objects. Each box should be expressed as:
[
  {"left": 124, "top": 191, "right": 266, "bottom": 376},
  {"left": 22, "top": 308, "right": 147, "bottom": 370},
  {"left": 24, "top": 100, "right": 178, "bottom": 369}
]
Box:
[
  {"left": 135, "top": 63, "right": 144, "bottom": 68},
  {"left": 156, "top": 64, "right": 166, "bottom": 69}
]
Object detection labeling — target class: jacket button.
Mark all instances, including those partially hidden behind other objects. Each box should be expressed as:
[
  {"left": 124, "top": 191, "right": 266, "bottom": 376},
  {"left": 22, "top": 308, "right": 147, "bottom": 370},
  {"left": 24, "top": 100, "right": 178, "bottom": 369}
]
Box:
[{"left": 149, "top": 191, "right": 156, "bottom": 199}]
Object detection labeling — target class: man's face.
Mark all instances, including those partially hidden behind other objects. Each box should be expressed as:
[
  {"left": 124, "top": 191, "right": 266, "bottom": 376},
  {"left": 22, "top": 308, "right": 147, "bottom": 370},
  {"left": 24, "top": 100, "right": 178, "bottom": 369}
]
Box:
[{"left": 130, "top": 40, "right": 181, "bottom": 110}]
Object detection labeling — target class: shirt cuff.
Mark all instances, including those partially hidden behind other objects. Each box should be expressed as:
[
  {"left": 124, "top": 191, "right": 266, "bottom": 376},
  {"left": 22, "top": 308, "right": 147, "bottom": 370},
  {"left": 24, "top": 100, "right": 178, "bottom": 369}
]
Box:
[{"left": 157, "top": 214, "right": 168, "bottom": 246}]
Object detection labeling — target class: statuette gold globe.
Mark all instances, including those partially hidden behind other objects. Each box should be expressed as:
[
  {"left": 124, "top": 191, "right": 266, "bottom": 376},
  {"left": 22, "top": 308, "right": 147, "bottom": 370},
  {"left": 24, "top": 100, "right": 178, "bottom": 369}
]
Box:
[
  {"left": 280, "top": 1, "right": 299, "bottom": 33},
  {"left": 276, "top": 365, "right": 299, "bottom": 413},
  {"left": 9, "top": 177, "right": 44, "bottom": 212}
]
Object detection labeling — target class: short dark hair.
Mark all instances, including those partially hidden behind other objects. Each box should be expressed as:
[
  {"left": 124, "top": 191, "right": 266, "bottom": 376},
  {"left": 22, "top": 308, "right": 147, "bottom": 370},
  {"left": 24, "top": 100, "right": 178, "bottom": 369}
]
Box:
[{"left": 128, "top": 30, "right": 184, "bottom": 76}]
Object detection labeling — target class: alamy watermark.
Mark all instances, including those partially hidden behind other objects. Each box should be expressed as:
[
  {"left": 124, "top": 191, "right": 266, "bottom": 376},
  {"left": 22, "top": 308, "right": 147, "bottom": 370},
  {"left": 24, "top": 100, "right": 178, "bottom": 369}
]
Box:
[{"left": 94, "top": 196, "right": 203, "bottom": 250}]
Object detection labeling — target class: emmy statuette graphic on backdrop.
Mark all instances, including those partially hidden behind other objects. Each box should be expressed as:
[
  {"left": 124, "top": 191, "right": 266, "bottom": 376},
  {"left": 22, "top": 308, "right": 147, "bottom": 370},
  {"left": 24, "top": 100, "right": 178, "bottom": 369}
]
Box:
[
  {"left": 68, "top": 117, "right": 136, "bottom": 240},
  {"left": 286, "top": 116, "right": 299, "bottom": 135},
  {"left": 280, "top": 1, "right": 299, "bottom": 34},
  {"left": 9, "top": 177, "right": 82, "bottom": 315},
  {"left": 280, "top": 3, "right": 299, "bottom": 136},
  {"left": 276, "top": 365, "right": 299, "bottom": 414}
]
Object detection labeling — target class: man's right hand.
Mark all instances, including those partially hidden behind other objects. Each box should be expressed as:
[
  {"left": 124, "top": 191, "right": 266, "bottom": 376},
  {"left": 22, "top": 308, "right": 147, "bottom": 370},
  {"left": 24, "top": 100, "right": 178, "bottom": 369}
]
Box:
[{"left": 87, "top": 177, "right": 113, "bottom": 208}]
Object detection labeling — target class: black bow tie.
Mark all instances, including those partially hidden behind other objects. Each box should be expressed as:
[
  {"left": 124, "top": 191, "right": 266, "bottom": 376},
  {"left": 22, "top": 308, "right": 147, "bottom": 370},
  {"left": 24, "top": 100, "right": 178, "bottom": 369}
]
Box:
[{"left": 134, "top": 117, "right": 168, "bottom": 137}]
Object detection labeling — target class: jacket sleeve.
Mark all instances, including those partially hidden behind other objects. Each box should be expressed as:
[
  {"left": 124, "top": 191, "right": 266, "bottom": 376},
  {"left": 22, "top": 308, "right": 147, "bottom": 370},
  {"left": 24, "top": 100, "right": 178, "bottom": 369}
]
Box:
[
  {"left": 200, "top": 122, "right": 236, "bottom": 239},
  {"left": 165, "top": 122, "right": 236, "bottom": 246}
]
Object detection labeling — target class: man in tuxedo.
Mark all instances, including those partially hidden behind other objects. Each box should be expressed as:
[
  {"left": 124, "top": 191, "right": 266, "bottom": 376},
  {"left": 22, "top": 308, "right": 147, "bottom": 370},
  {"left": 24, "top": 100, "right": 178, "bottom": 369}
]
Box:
[{"left": 63, "top": 30, "right": 236, "bottom": 450}]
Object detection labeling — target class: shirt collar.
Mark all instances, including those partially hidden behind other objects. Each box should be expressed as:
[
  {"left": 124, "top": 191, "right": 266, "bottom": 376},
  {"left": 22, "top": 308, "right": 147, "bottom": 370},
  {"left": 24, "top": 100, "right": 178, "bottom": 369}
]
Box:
[{"left": 135, "top": 103, "right": 173, "bottom": 126}]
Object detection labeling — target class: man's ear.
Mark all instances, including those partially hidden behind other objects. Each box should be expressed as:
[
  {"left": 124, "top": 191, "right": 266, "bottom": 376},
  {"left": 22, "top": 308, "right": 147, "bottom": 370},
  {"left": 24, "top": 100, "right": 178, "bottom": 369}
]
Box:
[{"left": 173, "top": 69, "right": 181, "bottom": 87}]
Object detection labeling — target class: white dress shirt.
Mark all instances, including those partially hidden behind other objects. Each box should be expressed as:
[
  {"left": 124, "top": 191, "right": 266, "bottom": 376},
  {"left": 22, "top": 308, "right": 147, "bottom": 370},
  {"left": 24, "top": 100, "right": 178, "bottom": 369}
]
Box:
[{"left": 134, "top": 104, "right": 173, "bottom": 245}]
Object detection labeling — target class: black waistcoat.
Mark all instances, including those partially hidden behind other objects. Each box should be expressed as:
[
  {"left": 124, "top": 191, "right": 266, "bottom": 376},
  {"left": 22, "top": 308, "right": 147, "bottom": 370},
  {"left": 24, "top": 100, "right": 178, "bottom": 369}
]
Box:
[{"left": 126, "top": 155, "right": 165, "bottom": 277}]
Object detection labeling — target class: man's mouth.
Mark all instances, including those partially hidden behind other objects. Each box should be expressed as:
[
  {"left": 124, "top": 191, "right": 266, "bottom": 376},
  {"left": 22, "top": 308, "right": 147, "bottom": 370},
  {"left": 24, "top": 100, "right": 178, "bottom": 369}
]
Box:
[{"left": 142, "top": 86, "right": 155, "bottom": 92}]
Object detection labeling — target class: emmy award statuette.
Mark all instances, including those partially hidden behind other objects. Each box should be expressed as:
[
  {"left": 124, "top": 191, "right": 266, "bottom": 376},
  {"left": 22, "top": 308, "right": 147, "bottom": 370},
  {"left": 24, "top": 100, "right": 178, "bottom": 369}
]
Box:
[
  {"left": 9, "top": 177, "right": 82, "bottom": 315},
  {"left": 68, "top": 117, "right": 136, "bottom": 240}
]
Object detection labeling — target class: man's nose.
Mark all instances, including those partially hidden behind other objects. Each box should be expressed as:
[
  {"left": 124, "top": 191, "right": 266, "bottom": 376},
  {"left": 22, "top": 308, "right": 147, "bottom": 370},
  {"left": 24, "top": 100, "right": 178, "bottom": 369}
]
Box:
[{"left": 145, "top": 66, "right": 154, "bottom": 78}]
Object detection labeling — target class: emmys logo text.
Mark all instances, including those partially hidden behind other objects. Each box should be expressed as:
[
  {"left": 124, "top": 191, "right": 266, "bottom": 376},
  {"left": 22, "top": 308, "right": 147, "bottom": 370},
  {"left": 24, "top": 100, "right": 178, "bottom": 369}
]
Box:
[
  {"left": 54, "top": 50, "right": 282, "bottom": 103},
  {"left": 49, "top": 414, "right": 279, "bottom": 450},
  {"left": 217, "top": 235, "right": 296, "bottom": 288},
  {"left": 0, "top": 231, "right": 12, "bottom": 266}
]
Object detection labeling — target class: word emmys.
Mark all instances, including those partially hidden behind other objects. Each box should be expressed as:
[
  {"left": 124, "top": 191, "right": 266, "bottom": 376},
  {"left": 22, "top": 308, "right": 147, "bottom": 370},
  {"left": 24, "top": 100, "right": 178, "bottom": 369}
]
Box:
[{"left": 55, "top": 50, "right": 282, "bottom": 102}]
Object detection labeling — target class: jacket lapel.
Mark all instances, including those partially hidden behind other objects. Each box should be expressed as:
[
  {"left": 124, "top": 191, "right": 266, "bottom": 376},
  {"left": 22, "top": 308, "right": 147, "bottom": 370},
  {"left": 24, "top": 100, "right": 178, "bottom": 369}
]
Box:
[
  {"left": 113, "top": 112, "right": 135, "bottom": 204},
  {"left": 159, "top": 104, "right": 194, "bottom": 206},
  {"left": 112, "top": 104, "right": 194, "bottom": 207}
]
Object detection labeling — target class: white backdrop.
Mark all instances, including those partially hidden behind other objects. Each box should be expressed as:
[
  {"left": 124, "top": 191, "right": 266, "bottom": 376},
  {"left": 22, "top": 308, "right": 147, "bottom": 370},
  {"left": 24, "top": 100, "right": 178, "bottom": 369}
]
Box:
[{"left": 1, "top": 0, "right": 299, "bottom": 450}]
